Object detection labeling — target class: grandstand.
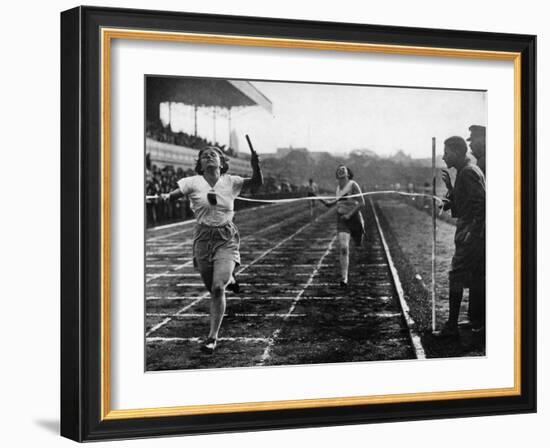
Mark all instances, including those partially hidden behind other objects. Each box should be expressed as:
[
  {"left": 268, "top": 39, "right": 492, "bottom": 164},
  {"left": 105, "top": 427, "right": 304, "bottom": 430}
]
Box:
[
  {"left": 145, "top": 77, "right": 275, "bottom": 227},
  {"left": 146, "top": 77, "right": 272, "bottom": 176},
  {"left": 146, "top": 138, "right": 253, "bottom": 176}
]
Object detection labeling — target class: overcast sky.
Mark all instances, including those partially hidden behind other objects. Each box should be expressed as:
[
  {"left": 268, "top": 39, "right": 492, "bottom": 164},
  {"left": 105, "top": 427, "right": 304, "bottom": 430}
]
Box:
[{"left": 164, "top": 80, "right": 486, "bottom": 159}]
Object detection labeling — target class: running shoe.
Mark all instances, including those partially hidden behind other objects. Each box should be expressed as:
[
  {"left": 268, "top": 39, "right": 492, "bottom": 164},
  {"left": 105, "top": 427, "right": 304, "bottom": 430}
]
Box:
[
  {"left": 200, "top": 337, "right": 217, "bottom": 354},
  {"left": 226, "top": 276, "right": 240, "bottom": 294}
]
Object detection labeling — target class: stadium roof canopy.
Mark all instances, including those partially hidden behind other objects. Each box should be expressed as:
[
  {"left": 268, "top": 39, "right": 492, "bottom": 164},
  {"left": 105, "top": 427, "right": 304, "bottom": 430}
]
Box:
[{"left": 146, "top": 77, "right": 272, "bottom": 122}]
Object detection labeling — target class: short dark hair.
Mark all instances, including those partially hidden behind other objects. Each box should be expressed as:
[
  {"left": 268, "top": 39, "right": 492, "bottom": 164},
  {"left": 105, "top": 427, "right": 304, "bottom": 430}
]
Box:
[
  {"left": 444, "top": 136, "right": 468, "bottom": 158},
  {"left": 195, "top": 146, "right": 229, "bottom": 174},
  {"left": 336, "top": 164, "right": 354, "bottom": 179}
]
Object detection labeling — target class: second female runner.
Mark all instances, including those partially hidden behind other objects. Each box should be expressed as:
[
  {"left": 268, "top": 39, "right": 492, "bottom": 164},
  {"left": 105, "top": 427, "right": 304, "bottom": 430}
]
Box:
[{"left": 319, "top": 164, "right": 365, "bottom": 287}]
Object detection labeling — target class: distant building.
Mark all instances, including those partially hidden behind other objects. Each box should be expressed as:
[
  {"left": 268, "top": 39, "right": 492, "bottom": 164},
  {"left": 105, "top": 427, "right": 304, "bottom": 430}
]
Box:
[
  {"left": 309, "top": 151, "right": 330, "bottom": 162},
  {"left": 276, "top": 146, "right": 308, "bottom": 158},
  {"left": 389, "top": 150, "right": 413, "bottom": 165},
  {"left": 350, "top": 148, "right": 379, "bottom": 158},
  {"left": 262, "top": 146, "right": 310, "bottom": 159}
]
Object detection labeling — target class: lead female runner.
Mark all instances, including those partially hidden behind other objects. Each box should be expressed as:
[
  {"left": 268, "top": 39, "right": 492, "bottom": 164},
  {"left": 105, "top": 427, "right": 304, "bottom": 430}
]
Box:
[
  {"left": 161, "top": 139, "right": 262, "bottom": 354},
  {"left": 318, "top": 164, "right": 365, "bottom": 287}
]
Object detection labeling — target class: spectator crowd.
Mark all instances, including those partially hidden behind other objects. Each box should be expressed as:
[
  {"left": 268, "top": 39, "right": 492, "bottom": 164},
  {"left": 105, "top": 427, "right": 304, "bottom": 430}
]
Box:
[
  {"left": 146, "top": 158, "right": 195, "bottom": 227},
  {"left": 146, "top": 120, "right": 239, "bottom": 157}
]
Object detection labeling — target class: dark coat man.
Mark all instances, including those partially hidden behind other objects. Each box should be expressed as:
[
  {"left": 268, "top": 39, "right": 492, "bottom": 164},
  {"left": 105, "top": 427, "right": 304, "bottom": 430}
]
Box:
[{"left": 436, "top": 136, "right": 486, "bottom": 338}]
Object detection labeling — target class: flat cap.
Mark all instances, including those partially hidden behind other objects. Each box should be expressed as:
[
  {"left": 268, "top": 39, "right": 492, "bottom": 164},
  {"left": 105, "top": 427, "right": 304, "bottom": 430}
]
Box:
[{"left": 467, "top": 125, "right": 486, "bottom": 141}]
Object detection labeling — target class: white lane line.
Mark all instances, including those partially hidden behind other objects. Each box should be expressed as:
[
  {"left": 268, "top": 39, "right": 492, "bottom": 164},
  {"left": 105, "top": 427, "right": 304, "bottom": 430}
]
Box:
[
  {"left": 147, "top": 272, "right": 201, "bottom": 278},
  {"left": 147, "top": 336, "right": 269, "bottom": 344},
  {"left": 370, "top": 198, "right": 426, "bottom": 360},
  {"left": 240, "top": 264, "right": 330, "bottom": 268},
  {"left": 149, "top": 248, "right": 191, "bottom": 253},
  {"left": 173, "top": 282, "right": 302, "bottom": 287},
  {"left": 168, "top": 282, "right": 330, "bottom": 288},
  {"left": 146, "top": 202, "right": 275, "bottom": 237},
  {"left": 146, "top": 243, "right": 187, "bottom": 249},
  {"left": 145, "top": 209, "right": 333, "bottom": 337},
  {"left": 147, "top": 295, "right": 298, "bottom": 301},
  {"left": 147, "top": 202, "right": 300, "bottom": 243},
  {"left": 259, "top": 234, "right": 337, "bottom": 365},
  {"left": 146, "top": 264, "right": 184, "bottom": 268},
  {"left": 147, "top": 273, "right": 201, "bottom": 278},
  {"left": 175, "top": 281, "right": 385, "bottom": 288},
  {"left": 169, "top": 283, "right": 205, "bottom": 287},
  {"left": 147, "top": 203, "right": 281, "bottom": 232},
  {"left": 366, "top": 312, "right": 402, "bottom": 318},
  {"left": 231, "top": 211, "right": 332, "bottom": 273},
  {"left": 146, "top": 296, "right": 348, "bottom": 301},
  {"left": 147, "top": 241, "right": 191, "bottom": 257},
  {"left": 231, "top": 290, "right": 304, "bottom": 294},
  {"left": 147, "top": 218, "right": 196, "bottom": 234},
  {"left": 305, "top": 282, "right": 393, "bottom": 287},
  {"left": 147, "top": 313, "right": 307, "bottom": 318},
  {"left": 224, "top": 271, "right": 338, "bottom": 277},
  {"left": 247, "top": 210, "right": 305, "bottom": 236},
  {"left": 364, "top": 296, "right": 393, "bottom": 302},
  {"left": 147, "top": 296, "right": 204, "bottom": 300},
  {"left": 145, "top": 261, "right": 195, "bottom": 284},
  {"left": 145, "top": 295, "right": 207, "bottom": 337},
  {"left": 147, "top": 229, "right": 192, "bottom": 243},
  {"left": 285, "top": 238, "right": 334, "bottom": 242}
]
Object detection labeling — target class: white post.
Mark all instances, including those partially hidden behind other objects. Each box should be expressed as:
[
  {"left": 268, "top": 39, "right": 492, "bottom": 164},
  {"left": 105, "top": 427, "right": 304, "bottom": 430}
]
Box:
[{"left": 431, "top": 137, "right": 437, "bottom": 332}]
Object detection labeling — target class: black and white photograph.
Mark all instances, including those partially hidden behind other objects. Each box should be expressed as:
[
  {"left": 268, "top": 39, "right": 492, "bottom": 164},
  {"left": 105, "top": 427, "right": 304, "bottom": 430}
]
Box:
[
  {"left": 144, "top": 76, "right": 487, "bottom": 371},
  {"left": 1, "top": 0, "right": 544, "bottom": 444}
]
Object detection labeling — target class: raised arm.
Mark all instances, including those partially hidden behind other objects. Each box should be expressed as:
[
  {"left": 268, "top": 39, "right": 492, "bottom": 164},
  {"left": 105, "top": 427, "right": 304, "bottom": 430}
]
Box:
[{"left": 242, "top": 135, "right": 263, "bottom": 194}]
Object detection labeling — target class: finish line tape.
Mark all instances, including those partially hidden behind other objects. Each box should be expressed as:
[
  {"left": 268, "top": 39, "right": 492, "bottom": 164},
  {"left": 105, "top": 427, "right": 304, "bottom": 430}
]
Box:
[{"left": 146, "top": 190, "right": 444, "bottom": 205}]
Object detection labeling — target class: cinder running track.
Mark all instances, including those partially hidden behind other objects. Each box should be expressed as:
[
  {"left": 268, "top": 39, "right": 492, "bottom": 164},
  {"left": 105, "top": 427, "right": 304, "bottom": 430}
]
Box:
[{"left": 145, "top": 200, "right": 422, "bottom": 371}]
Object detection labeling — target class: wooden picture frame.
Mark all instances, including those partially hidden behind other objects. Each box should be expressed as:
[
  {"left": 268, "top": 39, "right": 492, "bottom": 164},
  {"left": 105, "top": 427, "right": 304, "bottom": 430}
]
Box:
[{"left": 61, "top": 5, "right": 536, "bottom": 441}]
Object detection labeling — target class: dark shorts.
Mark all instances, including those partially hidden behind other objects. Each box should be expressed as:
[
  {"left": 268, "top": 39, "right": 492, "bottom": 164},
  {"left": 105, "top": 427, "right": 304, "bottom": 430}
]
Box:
[
  {"left": 336, "top": 211, "right": 365, "bottom": 246},
  {"left": 193, "top": 221, "right": 240, "bottom": 271}
]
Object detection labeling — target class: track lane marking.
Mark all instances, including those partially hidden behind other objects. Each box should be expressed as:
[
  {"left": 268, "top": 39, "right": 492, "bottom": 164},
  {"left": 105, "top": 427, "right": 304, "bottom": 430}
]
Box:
[
  {"left": 147, "top": 313, "right": 307, "bottom": 318},
  {"left": 147, "top": 336, "right": 269, "bottom": 344},
  {"left": 370, "top": 198, "right": 427, "bottom": 360},
  {"left": 258, "top": 234, "right": 338, "bottom": 365},
  {"left": 145, "top": 207, "right": 318, "bottom": 283},
  {"left": 145, "top": 209, "right": 333, "bottom": 337},
  {"left": 146, "top": 201, "right": 303, "bottom": 242},
  {"left": 146, "top": 296, "right": 354, "bottom": 301}
]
